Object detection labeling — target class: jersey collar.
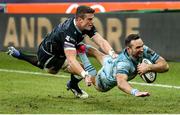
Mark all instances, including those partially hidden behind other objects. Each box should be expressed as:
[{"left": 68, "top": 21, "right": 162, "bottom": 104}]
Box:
[
  {"left": 124, "top": 49, "right": 140, "bottom": 65},
  {"left": 73, "top": 18, "right": 82, "bottom": 34}
]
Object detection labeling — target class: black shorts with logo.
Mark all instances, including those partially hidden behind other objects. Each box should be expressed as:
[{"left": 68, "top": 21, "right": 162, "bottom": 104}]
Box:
[{"left": 37, "top": 43, "right": 66, "bottom": 72}]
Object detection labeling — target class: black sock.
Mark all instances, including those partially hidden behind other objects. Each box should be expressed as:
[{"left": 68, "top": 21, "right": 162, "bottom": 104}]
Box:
[
  {"left": 18, "top": 52, "right": 39, "bottom": 68},
  {"left": 70, "top": 74, "right": 82, "bottom": 87},
  {"left": 69, "top": 74, "right": 83, "bottom": 93}
]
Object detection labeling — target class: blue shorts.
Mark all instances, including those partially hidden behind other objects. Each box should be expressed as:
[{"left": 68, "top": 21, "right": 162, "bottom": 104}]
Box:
[{"left": 95, "top": 70, "right": 115, "bottom": 92}]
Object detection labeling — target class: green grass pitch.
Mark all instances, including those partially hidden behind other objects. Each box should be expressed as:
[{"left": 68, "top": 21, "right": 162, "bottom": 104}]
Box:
[{"left": 0, "top": 52, "right": 180, "bottom": 114}]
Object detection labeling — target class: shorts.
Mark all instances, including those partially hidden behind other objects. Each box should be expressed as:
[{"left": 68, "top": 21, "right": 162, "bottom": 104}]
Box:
[
  {"left": 37, "top": 44, "right": 66, "bottom": 72},
  {"left": 95, "top": 68, "right": 115, "bottom": 92}
]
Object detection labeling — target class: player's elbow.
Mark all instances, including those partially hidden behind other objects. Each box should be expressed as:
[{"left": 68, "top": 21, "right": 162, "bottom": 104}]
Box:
[
  {"left": 161, "top": 62, "right": 169, "bottom": 73},
  {"left": 117, "top": 77, "right": 127, "bottom": 90},
  {"left": 159, "top": 57, "right": 169, "bottom": 72},
  {"left": 164, "top": 63, "right": 169, "bottom": 72}
]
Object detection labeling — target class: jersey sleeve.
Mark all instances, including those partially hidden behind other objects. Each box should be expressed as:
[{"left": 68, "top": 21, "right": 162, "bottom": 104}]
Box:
[
  {"left": 83, "top": 26, "right": 97, "bottom": 38},
  {"left": 116, "top": 61, "right": 131, "bottom": 75},
  {"left": 64, "top": 35, "right": 76, "bottom": 50},
  {"left": 143, "top": 45, "right": 160, "bottom": 63}
]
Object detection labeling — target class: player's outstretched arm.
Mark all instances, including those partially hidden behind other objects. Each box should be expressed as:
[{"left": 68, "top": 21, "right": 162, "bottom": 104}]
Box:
[{"left": 116, "top": 74, "right": 150, "bottom": 97}]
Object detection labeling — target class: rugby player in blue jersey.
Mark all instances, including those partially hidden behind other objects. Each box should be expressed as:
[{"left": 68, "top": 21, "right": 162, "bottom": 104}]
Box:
[
  {"left": 7, "top": 5, "right": 117, "bottom": 98},
  {"left": 78, "top": 34, "right": 169, "bottom": 97}
]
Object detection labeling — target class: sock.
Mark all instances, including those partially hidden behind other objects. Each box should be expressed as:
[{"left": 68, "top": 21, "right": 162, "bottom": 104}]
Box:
[
  {"left": 18, "top": 52, "right": 39, "bottom": 68},
  {"left": 70, "top": 74, "right": 82, "bottom": 86},
  {"left": 78, "top": 53, "right": 97, "bottom": 76},
  {"left": 76, "top": 43, "right": 97, "bottom": 76}
]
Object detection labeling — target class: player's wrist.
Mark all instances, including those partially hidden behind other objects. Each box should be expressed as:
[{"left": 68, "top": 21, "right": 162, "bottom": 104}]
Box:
[
  {"left": 147, "top": 65, "right": 152, "bottom": 72},
  {"left": 81, "top": 71, "right": 92, "bottom": 86},
  {"left": 81, "top": 71, "right": 89, "bottom": 78},
  {"left": 131, "top": 89, "right": 139, "bottom": 96},
  {"left": 108, "top": 49, "right": 117, "bottom": 58},
  {"left": 108, "top": 49, "right": 115, "bottom": 56}
]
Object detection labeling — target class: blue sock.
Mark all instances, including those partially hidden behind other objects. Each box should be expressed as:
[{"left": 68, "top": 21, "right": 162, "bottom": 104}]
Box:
[{"left": 78, "top": 53, "right": 97, "bottom": 76}]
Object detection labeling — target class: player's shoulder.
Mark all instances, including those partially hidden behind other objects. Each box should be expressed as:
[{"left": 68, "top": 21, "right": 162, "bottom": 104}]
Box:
[
  {"left": 62, "top": 17, "right": 74, "bottom": 25},
  {"left": 115, "top": 60, "right": 132, "bottom": 76},
  {"left": 143, "top": 45, "right": 158, "bottom": 57},
  {"left": 118, "top": 49, "right": 131, "bottom": 61},
  {"left": 116, "top": 50, "right": 133, "bottom": 67},
  {"left": 116, "top": 60, "right": 131, "bottom": 68},
  {"left": 60, "top": 17, "right": 74, "bottom": 31},
  {"left": 143, "top": 45, "right": 150, "bottom": 52},
  {"left": 116, "top": 57, "right": 131, "bottom": 68},
  {"left": 143, "top": 45, "right": 155, "bottom": 54}
]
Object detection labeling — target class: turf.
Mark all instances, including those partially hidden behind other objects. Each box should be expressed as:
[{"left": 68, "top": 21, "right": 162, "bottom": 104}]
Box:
[{"left": 0, "top": 52, "right": 180, "bottom": 114}]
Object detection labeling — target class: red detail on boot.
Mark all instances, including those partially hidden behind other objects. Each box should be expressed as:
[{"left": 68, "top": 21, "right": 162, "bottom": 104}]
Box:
[{"left": 77, "top": 44, "right": 86, "bottom": 54}]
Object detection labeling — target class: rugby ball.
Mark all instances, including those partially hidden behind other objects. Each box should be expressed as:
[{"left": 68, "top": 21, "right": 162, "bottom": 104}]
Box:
[{"left": 141, "top": 58, "right": 157, "bottom": 83}]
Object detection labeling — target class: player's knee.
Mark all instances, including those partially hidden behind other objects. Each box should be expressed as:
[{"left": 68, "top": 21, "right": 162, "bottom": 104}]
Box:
[
  {"left": 49, "top": 70, "right": 58, "bottom": 74},
  {"left": 77, "top": 44, "right": 86, "bottom": 54},
  {"left": 44, "top": 68, "right": 58, "bottom": 74}
]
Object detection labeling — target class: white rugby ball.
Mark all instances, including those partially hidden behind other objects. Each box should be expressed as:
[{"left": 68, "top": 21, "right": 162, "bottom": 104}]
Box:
[{"left": 141, "top": 58, "right": 157, "bottom": 83}]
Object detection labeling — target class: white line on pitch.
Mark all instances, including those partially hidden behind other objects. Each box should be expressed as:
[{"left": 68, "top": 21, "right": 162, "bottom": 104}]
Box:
[
  {"left": 129, "top": 82, "right": 180, "bottom": 89},
  {"left": 0, "top": 68, "right": 66, "bottom": 78},
  {"left": 0, "top": 68, "right": 180, "bottom": 89}
]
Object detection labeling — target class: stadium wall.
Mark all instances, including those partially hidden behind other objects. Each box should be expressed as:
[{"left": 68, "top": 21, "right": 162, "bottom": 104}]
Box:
[
  {"left": 0, "top": 12, "right": 179, "bottom": 61},
  {"left": 4, "top": 2, "right": 180, "bottom": 14},
  {"left": 2, "top": 0, "right": 180, "bottom": 3}
]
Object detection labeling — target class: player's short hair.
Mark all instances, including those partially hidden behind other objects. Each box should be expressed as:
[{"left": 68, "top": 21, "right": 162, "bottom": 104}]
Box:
[
  {"left": 125, "top": 34, "right": 140, "bottom": 47},
  {"left": 75, "top": 5, "right": 95, "bottom": 19}
]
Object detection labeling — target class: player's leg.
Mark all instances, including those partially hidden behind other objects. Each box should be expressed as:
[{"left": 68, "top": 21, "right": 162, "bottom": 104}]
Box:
[
  {"left": 67, "top": 43, "right": 104, "bottom": 90},
  {"left": 69, "top": 43, "right": 97, "bottom": 87},
  {"left": 65, "top": 43, "right": 96, "bottom": 98},
  {"left": 7, "top": 45, "right": 88, "bottom": 98},
  {"left": 63, "top": 59, "right": 90, "bottom": 98},
  {"left": 38, "top": 51, "right": 66, "bottom": 74},
  {"left": 7, "top": 46, "right": 39, "bottom": 68},
  {"left": 78, "top": 43, "right": 106, "bottom": 86},
  {"left": 66, "top": 74, "right": 88, "bottom": 98},
  {"left": 77, "top": 44, "right": 97, "bottom": 76},
  {"left": 64, "top": 66, "right": 89, "bottom": 98},
  {"left": 86, "top": 44, "right": 105, "bottom": 65},
  {"left": 38, "top": 46, "right": 89, "bottom": 98},
  {"left": 93, "top": 69, "right": 115, "bottom": 92}
]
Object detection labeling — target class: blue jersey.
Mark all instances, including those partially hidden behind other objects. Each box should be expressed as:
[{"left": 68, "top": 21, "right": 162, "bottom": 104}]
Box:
[{"left": 96, "top": 45, "right": 160, "bottom": 92}]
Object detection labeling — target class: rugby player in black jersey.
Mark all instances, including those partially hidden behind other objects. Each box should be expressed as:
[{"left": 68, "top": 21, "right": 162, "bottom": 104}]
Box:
[{"left": 7, "top": 5, "right": 117, "bottom": 98}]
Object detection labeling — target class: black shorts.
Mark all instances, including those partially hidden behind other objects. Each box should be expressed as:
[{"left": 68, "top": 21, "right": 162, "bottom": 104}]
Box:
[{"left": 37, "top": 44, "right": 66, "bottom": 72}]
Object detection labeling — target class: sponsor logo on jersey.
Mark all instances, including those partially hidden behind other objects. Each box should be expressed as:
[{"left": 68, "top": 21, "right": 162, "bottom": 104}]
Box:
[{"left": 65, "top": 36, "right": 70, "bottom": 41}]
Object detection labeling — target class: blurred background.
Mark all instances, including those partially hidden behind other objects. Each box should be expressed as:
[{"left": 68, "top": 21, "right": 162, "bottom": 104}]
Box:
[{"left": 0, "top": 0, "right": 180, "bottom": 61}]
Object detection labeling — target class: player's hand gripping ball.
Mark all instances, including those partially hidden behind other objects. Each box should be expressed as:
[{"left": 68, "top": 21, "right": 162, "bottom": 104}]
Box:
[{"left": 141, "top": 58, "right": 157, "bottom": 83}]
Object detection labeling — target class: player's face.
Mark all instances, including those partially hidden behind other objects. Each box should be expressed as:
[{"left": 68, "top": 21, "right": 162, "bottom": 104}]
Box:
[
  {"left": 80, "top": 13, "right": 94, "bottom": 30},
  {"left": 128, "top": 38, "right": 144, "bottom": 59}
]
